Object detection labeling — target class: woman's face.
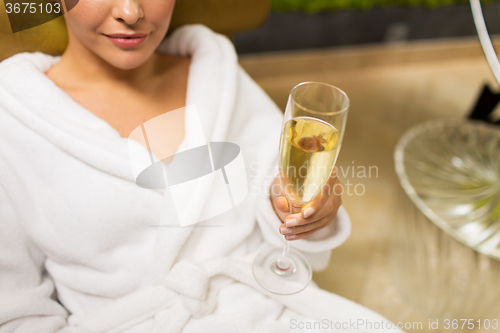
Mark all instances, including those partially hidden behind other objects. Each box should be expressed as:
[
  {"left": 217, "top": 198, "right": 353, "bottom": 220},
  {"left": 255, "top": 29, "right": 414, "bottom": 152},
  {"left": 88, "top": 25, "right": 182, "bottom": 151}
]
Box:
[{"left": 63, "top": 0, "right": 176, "bottom": 70}]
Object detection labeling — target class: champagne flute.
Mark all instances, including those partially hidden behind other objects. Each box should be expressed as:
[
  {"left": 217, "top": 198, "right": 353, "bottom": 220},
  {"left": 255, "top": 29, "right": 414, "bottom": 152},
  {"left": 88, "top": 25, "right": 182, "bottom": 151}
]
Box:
[{"left": 252, "top": 82, "right": 349, "bottom": 295}]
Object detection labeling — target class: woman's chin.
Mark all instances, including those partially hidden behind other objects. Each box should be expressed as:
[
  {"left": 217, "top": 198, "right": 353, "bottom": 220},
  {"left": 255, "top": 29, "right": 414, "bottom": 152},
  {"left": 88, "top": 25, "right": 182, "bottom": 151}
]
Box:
[{"left": 104, "top": 51, "right": 154, "bottom": 70}]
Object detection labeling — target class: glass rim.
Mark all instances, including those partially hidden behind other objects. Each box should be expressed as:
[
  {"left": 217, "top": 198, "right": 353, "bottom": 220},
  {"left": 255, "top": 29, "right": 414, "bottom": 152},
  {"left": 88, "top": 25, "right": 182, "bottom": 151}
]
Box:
[{"left": 290, "top": 81, "right": 350, "bottom": 116}]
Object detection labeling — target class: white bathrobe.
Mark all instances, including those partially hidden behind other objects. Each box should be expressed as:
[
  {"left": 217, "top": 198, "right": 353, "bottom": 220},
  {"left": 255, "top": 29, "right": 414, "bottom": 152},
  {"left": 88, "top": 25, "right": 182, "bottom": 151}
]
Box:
[{"left": 0, "top": 25, "right": 401, "bottom": 333}]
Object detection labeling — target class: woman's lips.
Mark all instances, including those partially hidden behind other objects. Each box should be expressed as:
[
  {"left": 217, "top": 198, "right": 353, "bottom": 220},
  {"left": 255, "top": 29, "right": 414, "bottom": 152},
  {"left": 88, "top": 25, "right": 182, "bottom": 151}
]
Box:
[{"left": 104, "top": 33, "right": 149, "bottom": 48}]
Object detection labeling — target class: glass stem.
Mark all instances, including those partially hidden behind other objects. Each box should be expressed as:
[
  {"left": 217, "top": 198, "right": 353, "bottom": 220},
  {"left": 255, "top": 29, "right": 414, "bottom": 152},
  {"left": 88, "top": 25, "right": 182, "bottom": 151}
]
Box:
[
  {"left": 276, "top": 205, "right": 300, "bottom": 271},
  {"left": 282, "top": 241, "right": 290, "bottom": 261},
  {"left": 277, "top": 240, "right": 291, "bottom": 270}
]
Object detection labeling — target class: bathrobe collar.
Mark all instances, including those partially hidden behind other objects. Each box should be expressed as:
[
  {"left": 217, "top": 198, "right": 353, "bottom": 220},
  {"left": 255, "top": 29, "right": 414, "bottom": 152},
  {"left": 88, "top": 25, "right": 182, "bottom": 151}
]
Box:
[{"left": 0, "top": 25, "right": 238, "bottom": 184}]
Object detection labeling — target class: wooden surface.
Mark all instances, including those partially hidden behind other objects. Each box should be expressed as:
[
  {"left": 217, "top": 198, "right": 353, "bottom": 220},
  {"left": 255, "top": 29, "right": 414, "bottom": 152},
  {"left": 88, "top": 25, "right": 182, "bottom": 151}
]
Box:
[{"left": 240, "top": 37, "right": 499, "bottom": 332}]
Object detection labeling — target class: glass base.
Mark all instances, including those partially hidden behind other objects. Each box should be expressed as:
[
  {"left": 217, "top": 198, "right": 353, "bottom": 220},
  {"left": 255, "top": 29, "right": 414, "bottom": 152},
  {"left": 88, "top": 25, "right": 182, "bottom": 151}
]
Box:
[{"left": 252, "top": 246, "right": 312, "bottom": 295}]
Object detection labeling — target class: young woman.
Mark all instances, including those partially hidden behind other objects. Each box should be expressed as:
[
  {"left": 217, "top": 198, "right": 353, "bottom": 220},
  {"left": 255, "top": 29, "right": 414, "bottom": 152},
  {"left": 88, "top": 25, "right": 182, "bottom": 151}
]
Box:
[{"left": 0, "top": 1, "right": 399, "bottom": 332}]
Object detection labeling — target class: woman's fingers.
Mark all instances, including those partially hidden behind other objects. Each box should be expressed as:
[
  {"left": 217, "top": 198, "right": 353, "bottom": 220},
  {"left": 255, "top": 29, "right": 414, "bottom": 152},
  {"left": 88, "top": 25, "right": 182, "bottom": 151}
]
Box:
[
  {"left": 270, "top": 175, "right": 290, "bottom": 213},
  {"left": 282, "top": 216, "right": 333, "bottom": 241},
  {"left": 271, "top": 166, "right": 343, "bottom": 241},
  {"left": 281, "top": 178, "right": 342, "bottom": 228},
  {"left": 279, "top": 213, "right": 334, "bottom": 238},
  {"left": 269, "top": 175, "right": 290, "bottom": 221},
  {"left": 298, "top": 183, "right": 330, "bottom": 220},
  {"left": 284, "top": 229, "right": 316, "bottom": 241},
  {"left": 298, "top": 168, "right": 342, "bottom": 220},
  {"left": 275, "top": 197, "right": 290, "bottom": 213}
]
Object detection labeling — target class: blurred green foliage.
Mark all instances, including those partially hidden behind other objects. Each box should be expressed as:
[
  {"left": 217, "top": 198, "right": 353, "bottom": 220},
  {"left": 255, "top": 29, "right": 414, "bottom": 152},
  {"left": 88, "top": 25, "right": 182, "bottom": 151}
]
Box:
[{"left": 271, "top": 0, "right": 498, "bottom": 12}]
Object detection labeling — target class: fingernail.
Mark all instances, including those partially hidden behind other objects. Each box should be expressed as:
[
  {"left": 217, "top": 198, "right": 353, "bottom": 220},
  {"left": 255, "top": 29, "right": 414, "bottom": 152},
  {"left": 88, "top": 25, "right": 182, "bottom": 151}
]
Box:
[
  {"left": 286, "top": 234, "right": 296, "bottom": 240},
  {"left": 280, "top": 227, "right": 292, "bottom": 235},
  {"left": 285, "top": 219, "right": 298, "bottom": 227},
  {"left": 303, "top": 207, "right": 315, "bottom": 218}
]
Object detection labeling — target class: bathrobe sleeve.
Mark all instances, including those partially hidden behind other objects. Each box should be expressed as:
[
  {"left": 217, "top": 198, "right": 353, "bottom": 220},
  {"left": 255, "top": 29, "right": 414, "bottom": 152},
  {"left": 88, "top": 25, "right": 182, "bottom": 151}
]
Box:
[
  {"left": 0, "top": 158, "right": 85, "bottom": 333},
  {"left": 229, "top": 65, "right": 351, "bottom": 272}
]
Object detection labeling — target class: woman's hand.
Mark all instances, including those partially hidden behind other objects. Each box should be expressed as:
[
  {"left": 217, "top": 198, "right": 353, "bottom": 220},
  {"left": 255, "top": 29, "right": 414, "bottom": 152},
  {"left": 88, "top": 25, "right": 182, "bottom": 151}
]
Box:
[{"left": 270, "top": 168, "right": 343, "bottom": 241}]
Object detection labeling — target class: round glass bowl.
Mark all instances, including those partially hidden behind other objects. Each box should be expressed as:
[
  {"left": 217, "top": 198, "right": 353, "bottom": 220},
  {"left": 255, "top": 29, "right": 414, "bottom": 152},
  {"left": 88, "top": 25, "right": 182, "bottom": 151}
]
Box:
[{"left": 392, "top": 119, "right": 500, "bottom": 319}]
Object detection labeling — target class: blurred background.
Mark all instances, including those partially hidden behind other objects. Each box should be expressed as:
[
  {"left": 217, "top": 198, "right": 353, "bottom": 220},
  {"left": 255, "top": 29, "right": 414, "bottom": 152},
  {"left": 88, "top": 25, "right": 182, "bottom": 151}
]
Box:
[
  {"left": 234, "top": 0, "right": 500, "bottom": 53},
  {"left": 234, "top": 1, "right": 500, "bottom": 332}
]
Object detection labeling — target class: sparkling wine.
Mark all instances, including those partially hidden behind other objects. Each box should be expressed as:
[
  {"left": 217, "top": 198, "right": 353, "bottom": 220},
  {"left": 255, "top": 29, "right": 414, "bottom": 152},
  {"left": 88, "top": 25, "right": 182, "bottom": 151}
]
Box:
[{"left": 279, "top": 117, "right": 340, "bottom": 207}]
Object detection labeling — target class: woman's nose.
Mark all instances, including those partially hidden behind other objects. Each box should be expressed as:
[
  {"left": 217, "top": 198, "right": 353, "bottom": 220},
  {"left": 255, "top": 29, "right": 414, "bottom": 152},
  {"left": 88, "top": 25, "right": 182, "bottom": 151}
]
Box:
[{"left": 112, "top": 0, "right": 144, "bottom": 25}]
